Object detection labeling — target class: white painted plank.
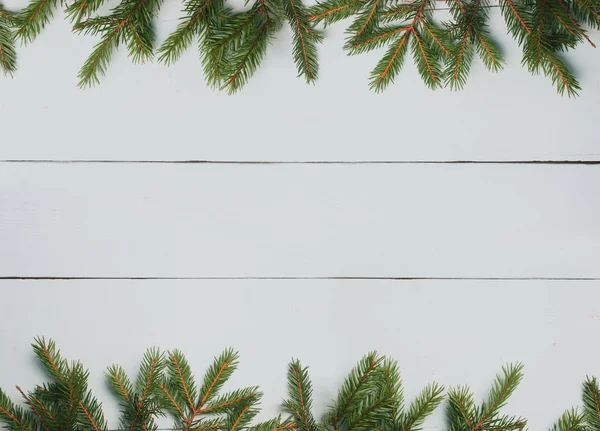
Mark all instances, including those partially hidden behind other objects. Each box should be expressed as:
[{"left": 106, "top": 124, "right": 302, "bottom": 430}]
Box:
[
  {"left": 1, "top": 280, "right": 599, "bottom": 430},
  {"left": 0, "top": 5, "right": 598, "bottom": 161},
  {"left": 0, "top": 163, "right": 598, "bottom": 278}
]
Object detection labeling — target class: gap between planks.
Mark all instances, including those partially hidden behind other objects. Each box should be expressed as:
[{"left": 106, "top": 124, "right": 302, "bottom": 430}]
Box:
[
  {"left": 1, "top": 276, "right": 598, "bottom": 281},
  {"left": 2, "top": 160, "right": 600, "bottom": 165}
]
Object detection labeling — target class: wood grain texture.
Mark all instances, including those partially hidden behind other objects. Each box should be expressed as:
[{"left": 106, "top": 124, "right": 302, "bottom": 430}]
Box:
[
  {"left": 1, "top": 280, "right": 599, "bottom": 430},
  {"left": 1, "top": 163, "right": 598, "bottom": 278},
  {"left": 0, "top": 8, "right": 598, "bottom": 162}
]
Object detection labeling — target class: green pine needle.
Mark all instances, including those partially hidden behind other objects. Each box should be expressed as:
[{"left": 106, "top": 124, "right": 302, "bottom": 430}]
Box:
[
  {"left": 159, "top": 348, "right": 252, "bottom": 431},
  {"left": 282, "top": 0, "right": 322, "bottom": 83},
  {"left": 583, "top": 376, "right": 600, "bottom": 430},
  {"left": 549, "top": 408, "right": 585, "bottom": 431},
  {"left": 326, "top": 351, "right": 386, "bottom": 428},
  {"left": 158, "top": 0, "right": 224, "bottom": 66},
  {"left": 15, "top": 338, "right": 108, "bottom": 431},
  {"left": 0, "top": 4, "right": 17, "bottom": 76},
  {"left": 0, "top": 388, "right": 38, "bottom": 431},
  {"left": 75, "top": 0, "right": 162, "bottom": 88},
  {"left": 368, "top": 0, "right": 446, "bottom": 91},
  {"left": 209, "top": 3, "right": 279, "bottom": 94},
  {"left": 308, "top": 0, "right": 363, "bottom": 26},
  {"left": 399, "top": 383, "right": 445, "bottom": 431},
  {"left": 65, "top": 0, "right": 107, "bottom": 24},
  {"left": 202, "top": 387, "right": 261, "bottom": 415},
  {"left": 282, "top": 360, "right": 317, "bottom": 431},
  {"left": 447, "top": 363, "right": 526, "bottom": 431},
  {"left": 199, "top": 348, "right": 240, "bottom": 407},
  {"left": 164, "top": 349, "right": 199, "bottom": 413},
  {"left": 107, "top": 348, "right": 166, "bottom": 431},
  {"left": 248, "top": 417, "right": 296, "bottom": 431},
  {"left": 14, "top": 0, "right": 59, "bottom": 44},
  {"left": 444, "top": 0, "right": 504, "bottom": 90},
  {"left": 32, "top": 337, "right": 70, "bottom": 383},
  {"left": 223, "top": 396, "right": 261, "bottom": 431}
]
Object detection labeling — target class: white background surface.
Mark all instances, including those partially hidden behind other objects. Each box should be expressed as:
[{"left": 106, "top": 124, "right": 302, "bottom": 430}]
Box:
[{"left": 1, "top": 3, "right": 599, "bottom": 431}]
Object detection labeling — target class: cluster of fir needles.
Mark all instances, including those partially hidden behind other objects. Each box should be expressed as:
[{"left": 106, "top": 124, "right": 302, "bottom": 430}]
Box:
[
  {"left": 0, "top": 0, "right": 599, "bottom": 93},
  {"left": 8, "top": 337, "right": 600, "bottom": 431},
  {"left": 0, "top": 0, "right": 323, "bottom": 91},
  {"left": 550, "top": 376, "right": 600, "bottom": 431},
  {"left": 0, "top": 337, "right": 107, "bottom": 431},
  {"left": 157, "top": 0, "right": 322, "bottom": 93},
  {"left": 284, "top": 351, "right": 528, "bottom": 431},
  {"left": 0, "top": 2, "right": 16, "bottom": 75},
  {"left": 308, "top": 0, "right": 599, "bottom": 96},
  {"left": 446, "top": 363, "right": 527, "bottom": 431}
]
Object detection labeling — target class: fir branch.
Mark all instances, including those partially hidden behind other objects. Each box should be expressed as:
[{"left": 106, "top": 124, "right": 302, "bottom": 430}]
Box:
[
  {"left": 201, "top": 387, "right": 259, "bottom": 414},
  {"left": 582, "top": 376, "right": 600, "bottom": 430},
  {"left": 108, "top": 365, "right": 134, "bottom": 403},
  {"left": 549, "top": 408, "right": 585, "bottom": 431},
  {"left": 108, "top": 348, "right": 166, "bottom": 431},
  {"left": 411, "top": 25, "right": 442, "bottom": 88},
  {"left": 344, "top": 0, "right": 387, "bottom": 52},
  {"left": 199, "top": 12, "right": 222, "bottom": 88},
  {"left": 445, "top": 0, "right": 504, "bottom": 90},
  {"left": 499, "top": 0, "right": 532, "bottom": 40},
  {"left": 0, "top": 388, "right": 37, "bottom": 431},
  {"left": 32, "top": 337, "right": 69, "bottom": 383},
  {"left": 421, "top": 20, "right": 450, "bottom": 55},
  {"left": 475, "top": 33, "right": 503, "bottom": 72},
  {"left": 556, "top": 0, "right": 596, "bottom": 47},
  {"left": 282, "top": 360, "right": 317, "bottom": 431},
  {"left": 447, "top": 386, "right": 477, "bottom": 430},
  {"left": 308, "top": 0, "right": 363, "bottom": 26},
  {"left": 65, "top": 0, "right": 107, "bottom": 24},
  {"left": 282, "top": 0, "right": 322, "bottom": 83},
  {"left": 190, "top": 418, "right": 224, "bottom": 431},
  {"left": 345, "top": 385, "right": 395, "bottom": 431},
  {"left": 78, "top": 393, "right": 107, "bottom": 431},
  {"left": 369, "top": 30, "right": 410, "bottom": 91},
  {"left": 135, "top": 348, "right": 165, "bottom": 411},
  {"left": 157, "top": 0, "right": 223, "bottom": 66},
  {"left": 14, "top": 0, "right": 59, "bottom": 44},
  {"left": 0, "top": 4, "right": 16, "bottom": 76},
  {"left": 248, "top": 417, "right": 296, "bottom": 431},
  {"left": 326, "top": 352, "right": 385, "bottom": 428},
  {"left": 520, "top": 0, "right": 582, "bottom": 96},
  {"left": 540, "top": 45, "right": 580, "bottom": 96},
  {"left": 570, "top": 0, "right": 600, "bottom": 28},
  {"left": 158, "top": 383, "right": 185, "bottom": 418},
  {"left": 210, "top": 2, "right": 279, "bottom": 93},
  {"left": 76, "top": 28, "right": 119, "bottom": 87},
  {"left": 475, "top": 363, "right": 525, "bottom": 430},
  {"left": 369, "top": 0, "right": 447, "bottom": 91},
  {"left": 160, "top": 348, "right": 253, "bottom": 431},
  {"left": 383, "top": 358, "right": 404, "bottom": 421},
  {"left": 347, "top": 26, "right": 409, "bottom": 54},
  {"left": 447, "top": 364, "right": 526, "bottom": 431},
  {"left": 171, "top": 350, "right": 199, "bottom": 412},
  {"left": 3, "top": 341, "right": 108, "bottom": 431},
  {"left": 15, "top": 387, "right": 52, "bottom": 431},
  {"left": 75, "top": 0, "right": 162, "bottom": 87},
  {"left": 399, "top": 383, "right": 444, "bottom": 431},
  {"left": 198, "top": 348, "right": 239, "bottom": 408},
  {"left": 349, "top": 0, "right": 382, "bottom": 37}
]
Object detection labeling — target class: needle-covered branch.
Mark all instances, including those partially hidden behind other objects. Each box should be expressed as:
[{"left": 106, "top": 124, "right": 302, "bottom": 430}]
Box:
[
  {"left": 74, "top": 0, "right": 162, "bottom": 87},
  {"left": 0, "top": 4, "right": 17, "bottom": 75},
  {"left": 107, "top": 348, "right": 167, "bottom": 431},
  {"left": 444, "top": 0, "right": 504, "bottom": 90},
  {"left": 447, "top": 363, "right": 526, "bottom": 431}
]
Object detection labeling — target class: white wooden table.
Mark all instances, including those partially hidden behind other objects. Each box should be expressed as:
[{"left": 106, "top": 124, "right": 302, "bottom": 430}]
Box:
[{"left": 1, "top": 7, "right": 599, "bottom": 430}]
